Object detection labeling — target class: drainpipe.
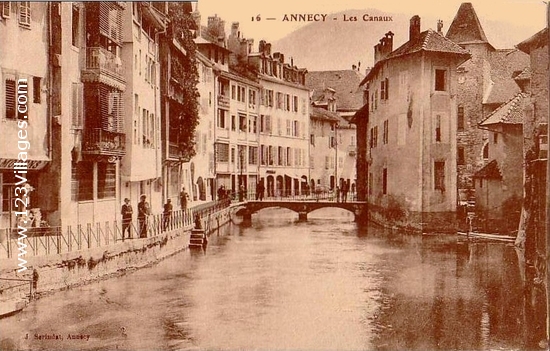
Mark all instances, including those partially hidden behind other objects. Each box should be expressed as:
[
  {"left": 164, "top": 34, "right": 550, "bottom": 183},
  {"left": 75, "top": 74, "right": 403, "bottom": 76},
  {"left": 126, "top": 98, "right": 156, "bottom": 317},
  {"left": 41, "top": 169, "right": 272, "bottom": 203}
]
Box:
[
  {"left": 154, "top": 28, "right": 166, "bottom": 204},
  {"left": 546, "top": 0, "right": 550, "bottom": 342}
]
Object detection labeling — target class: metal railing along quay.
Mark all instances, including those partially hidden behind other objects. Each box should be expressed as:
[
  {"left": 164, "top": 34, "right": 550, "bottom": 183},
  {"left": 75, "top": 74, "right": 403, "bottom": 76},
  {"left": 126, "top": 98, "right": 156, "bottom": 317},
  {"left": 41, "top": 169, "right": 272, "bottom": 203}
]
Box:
[{"left": 0, "top": 200, "right": 231, "bottom": 260}]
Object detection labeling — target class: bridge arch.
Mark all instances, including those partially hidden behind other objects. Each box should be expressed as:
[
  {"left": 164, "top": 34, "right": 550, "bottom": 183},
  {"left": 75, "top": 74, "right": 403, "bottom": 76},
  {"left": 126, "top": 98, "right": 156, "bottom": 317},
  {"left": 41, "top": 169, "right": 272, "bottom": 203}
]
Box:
[{"left": 238, "top": 201, "right": 366, "bottom": 222}]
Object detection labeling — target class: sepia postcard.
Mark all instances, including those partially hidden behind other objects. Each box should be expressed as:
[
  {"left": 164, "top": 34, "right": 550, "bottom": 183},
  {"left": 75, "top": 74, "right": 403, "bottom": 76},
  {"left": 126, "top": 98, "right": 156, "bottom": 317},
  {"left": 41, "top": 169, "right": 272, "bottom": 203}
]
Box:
[{"left": 0, "top": 0, "right": 548, "bottom": 350}]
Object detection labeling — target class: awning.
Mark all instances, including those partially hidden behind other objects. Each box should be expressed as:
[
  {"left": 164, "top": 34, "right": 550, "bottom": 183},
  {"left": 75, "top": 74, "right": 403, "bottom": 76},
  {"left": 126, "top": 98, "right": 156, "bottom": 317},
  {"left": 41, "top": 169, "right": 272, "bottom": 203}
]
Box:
[{"left": 0, "top": 155, "right": 50, "bottom": 170}]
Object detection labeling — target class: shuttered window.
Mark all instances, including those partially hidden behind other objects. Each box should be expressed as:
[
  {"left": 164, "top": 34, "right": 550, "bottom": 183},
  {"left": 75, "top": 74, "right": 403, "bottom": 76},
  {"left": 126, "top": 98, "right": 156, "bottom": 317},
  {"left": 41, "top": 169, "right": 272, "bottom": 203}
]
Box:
[
  {"left": 5, "top": 79, "right": 16, "bottom": 119},
  {"left": 19, "top": 2, "right": 30, "bottom": 26}
]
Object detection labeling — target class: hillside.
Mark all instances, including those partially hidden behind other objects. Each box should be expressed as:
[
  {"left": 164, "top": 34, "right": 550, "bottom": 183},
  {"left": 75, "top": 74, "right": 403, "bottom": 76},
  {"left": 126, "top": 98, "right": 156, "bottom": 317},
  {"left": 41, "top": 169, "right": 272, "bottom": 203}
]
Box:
[{"left": 272, "top": 9, "right": 539, "bottom": 71}]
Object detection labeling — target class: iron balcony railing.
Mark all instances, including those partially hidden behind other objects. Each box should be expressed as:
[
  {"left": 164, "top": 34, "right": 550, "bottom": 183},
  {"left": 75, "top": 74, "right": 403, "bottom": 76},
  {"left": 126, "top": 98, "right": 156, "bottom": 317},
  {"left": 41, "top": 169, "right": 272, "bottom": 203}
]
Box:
[
  {"left": 85, "top": 47, "right": 123, "bottom": 77},
  {"left": 83, "top": 128, "right": 126, "bottom": 156}
]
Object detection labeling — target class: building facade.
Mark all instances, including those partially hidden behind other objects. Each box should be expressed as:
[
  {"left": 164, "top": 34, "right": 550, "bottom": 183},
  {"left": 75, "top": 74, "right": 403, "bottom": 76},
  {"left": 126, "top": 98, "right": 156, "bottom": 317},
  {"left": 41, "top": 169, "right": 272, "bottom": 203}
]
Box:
[
  {"left": 120, "top": 2, "right": 166, "bottom": 212},
  {"left": 0, "top": 2, "right": 51, "bottom": 228},
  {"left": 361, "top": 17, "right": 469, "bottom": 232},
  {"left": 446, "top": 2, "right": 529, "bottom": 205}
]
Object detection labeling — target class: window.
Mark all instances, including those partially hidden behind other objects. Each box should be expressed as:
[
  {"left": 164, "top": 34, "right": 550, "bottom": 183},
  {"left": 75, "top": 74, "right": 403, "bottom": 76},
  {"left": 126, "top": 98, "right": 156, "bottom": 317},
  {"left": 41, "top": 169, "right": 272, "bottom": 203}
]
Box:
[
  {"left": 435, "top": 115, "right": 441, "bottom": 142},
  {"left": 231, "top": 115, "right": 236, "bottom": 131},
  {"left": 249, "top": 90, "right": 256, "bottom": 107},
  {"left": 435, "top": 69, "right": 446, "bottom": 91},
  {"left": 215, "top": 143, "right": 229, "bottom": 162},
  {"left": 278, "top": 146, "right": 283, "bottom": 165},
  {"left": 383, "top": 120, "right": 389, "bottom": 144},
  {"left": 76, "top": 161, "right": 94, "bottom": 201},
  {"left": 380, "top": 78, "right": 389, "bottom": 100},
  {"left": 310, "top": 134, "right": 315, "bottom": 146},
  {"left": 231, "top": 85, "right": 236, "bottom": 100},
  {"left": 18, "top": 1, "right": 30, "bottom": 26},
  {"left": 458, "top": 146, "right": 465, "bottom": 165},
  {"left": 217, "top": 109, "right": 227, "bottom": 129},
  {"left": 239, "top": 114, "right": 247, "bottom": 132},
  {"left": 248, "top": 146, "right": 258, "bottom": 165},
  {"left": 5, "top": 78, "right": 16, "bottom": 119},
  {"left": 493, "top": 132, "right": 498, "bottom": 144},
  {"left": 286, "top": 119, "right": 291, "bottom": 136},
  {"left": 1, "top": 2, "right": 11, "bottom": 18},
  {"left": 286, "top": 147, "right": 292, "bottom": 166},
  {"left": 382, "top": 168, "right": 387, "bottom": 195},
  {"left": 231, "top": 147, "right": 235, "bottom": 164},
  {"left": 351, "top": 135, "right": 355, "bottom": 146},
  {"left": 457, "top": 105, "right": 464, "bottom": 131},
  {"left": 71, "top": 82, "right": 83, "bottom": 129},
  {"left": 285, "top": 94, "right": 290, "bottom": 111},
  {"left": 98, "top": 163, "right": 116, "bottom": 199},
  {"left": 33, "top": 76, "right": 41, "bottom": 103},
  {"left": 483, "top": 143, "right": 489, "bottom": 159},
  {"left": 260, "top": 115, "right": 265, "bottom": 133},
  {"left": 71, "top": 4, "right": 80, "bottom": 47},
  {"left": 293, "top": 96, "right": 298, "bottom": 112},
  {"left": 434, "top": 161, "right": 445, "bottom": 191}
]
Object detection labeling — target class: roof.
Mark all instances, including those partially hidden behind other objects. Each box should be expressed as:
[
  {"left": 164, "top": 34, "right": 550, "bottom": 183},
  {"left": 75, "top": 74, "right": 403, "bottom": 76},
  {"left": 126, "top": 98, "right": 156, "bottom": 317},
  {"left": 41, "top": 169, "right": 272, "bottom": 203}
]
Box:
[
  {"left": 473, "top": 160, "right": 502, "bottom": 179},
  {"left": 310, "top": 107, "right": 340, "bottom": 123},
  {"left": 479, "top": 92, "right": 528, "bottom": 127},
  {"left": 306, "top": 70, "right": 365, "bottom": 111},
  {"left": 483, "top": 49, "right": 529, "bottom": 105},
  {"left": 517, "top": 28, "right": 548, "bottom": 54},
  {"left": 386, "top": 29, "right": 470, "bottom": 60},
  {"left": 362, "top": 29, "right": 469, "bottom": 84},
  {"left": 446, "top": 3, "right": 489, "bottom": 44}
]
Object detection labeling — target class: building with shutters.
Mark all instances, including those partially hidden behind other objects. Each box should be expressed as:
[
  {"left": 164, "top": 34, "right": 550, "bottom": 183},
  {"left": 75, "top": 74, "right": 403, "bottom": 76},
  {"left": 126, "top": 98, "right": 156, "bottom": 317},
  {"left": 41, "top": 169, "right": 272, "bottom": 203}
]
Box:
[{"left": 360, "top": 16, "right": 470, "bottom": 233}]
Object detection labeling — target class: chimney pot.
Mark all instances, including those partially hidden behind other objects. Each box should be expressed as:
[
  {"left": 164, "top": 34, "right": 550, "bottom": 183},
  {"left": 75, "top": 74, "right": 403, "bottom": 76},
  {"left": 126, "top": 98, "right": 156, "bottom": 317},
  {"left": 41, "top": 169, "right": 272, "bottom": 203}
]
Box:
[{"left": 437, "top": 20, "right": 443, "bottom": 34}]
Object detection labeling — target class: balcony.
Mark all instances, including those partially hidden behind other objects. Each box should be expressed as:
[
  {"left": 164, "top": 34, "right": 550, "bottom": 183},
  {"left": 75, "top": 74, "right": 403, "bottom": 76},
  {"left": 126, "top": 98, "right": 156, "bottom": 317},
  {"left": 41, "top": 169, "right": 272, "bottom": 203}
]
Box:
[
  {"left": 168, "top": 142, "right": 191, "bottom": 161},
  {"left": 218, "top": 94, "right": 230, "bottom": 109},
  {"left": 83, "top": 128, "right": 126, "bottom": 157},
  {"left": 82, "top": 47, "right": 126, "bottom": 90}
]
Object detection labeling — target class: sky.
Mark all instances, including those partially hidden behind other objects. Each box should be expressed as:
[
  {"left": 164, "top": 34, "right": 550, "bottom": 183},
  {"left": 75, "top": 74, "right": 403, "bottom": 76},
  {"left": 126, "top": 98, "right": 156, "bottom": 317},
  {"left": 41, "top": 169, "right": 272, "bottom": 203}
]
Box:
[{"left": 196, "top": 0, "right": 546, "bottom": 43}]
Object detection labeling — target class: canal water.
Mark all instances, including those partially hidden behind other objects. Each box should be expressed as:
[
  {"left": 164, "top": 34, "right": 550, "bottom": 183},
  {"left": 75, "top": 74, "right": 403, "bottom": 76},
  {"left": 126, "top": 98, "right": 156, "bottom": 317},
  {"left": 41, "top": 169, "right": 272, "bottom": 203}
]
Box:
[{"left": 0, "top": 208, "right": 546, "bottom": 351}]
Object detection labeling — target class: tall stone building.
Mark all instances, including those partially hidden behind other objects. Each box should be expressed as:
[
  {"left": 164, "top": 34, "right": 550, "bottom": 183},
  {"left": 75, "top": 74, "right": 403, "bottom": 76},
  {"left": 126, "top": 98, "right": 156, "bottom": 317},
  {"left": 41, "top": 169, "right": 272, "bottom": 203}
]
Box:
[
  {"left": 446, "top": 2, "right": 529, "bottom": 204},
  {"left": 360, "top": 16, "right": 470, "bottom": 233}
]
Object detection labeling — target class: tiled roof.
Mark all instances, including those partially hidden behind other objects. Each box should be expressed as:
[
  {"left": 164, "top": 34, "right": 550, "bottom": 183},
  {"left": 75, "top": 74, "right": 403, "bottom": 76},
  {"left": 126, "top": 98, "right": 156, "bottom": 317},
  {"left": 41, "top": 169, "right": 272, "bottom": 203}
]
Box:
[
  {"left": 484, "top": 49, "right": 529, "bottom": 105},
  {"left": 517, "top": 28, "right": 548, "bottom": 54},
  {"left": 306, "top": 70, "right": 365, "bottom": 111},
  {"left": 362, "top": 29, "right": 470, "bottom": 85},
  {"left": 446, "top": 2, "right": 489, "bottom": 44},
  {"left": 310, "top": 107, "right": 340, "bottom": 123},
  {"left": 480, "top": 92, "right": 528, "bottom": 127},
  {"left": 473, "top": 160, "right": 502, "bottom": 179},
  {"left": 386, "top": 29, "right": 470, "bottom": 60}
]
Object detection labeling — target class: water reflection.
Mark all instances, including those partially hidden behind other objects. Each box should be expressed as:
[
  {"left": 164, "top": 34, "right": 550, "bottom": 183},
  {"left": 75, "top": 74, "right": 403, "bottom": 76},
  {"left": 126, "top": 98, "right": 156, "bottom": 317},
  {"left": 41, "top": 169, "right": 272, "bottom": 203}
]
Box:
[{"left": 0, "top": 208, "right": 545, "bottom": 350}]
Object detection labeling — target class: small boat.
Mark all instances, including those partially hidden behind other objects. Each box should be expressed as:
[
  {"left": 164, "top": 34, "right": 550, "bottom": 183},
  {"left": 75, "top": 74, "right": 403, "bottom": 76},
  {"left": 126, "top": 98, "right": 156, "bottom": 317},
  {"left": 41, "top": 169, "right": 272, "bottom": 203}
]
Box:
[{"left": 457, "top": 231, "right": 516, "bottom": 243}]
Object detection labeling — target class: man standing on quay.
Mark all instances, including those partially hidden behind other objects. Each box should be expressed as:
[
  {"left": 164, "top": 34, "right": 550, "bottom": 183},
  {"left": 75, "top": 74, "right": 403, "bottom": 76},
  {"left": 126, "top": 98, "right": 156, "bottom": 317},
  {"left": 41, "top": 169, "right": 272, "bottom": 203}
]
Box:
[
  {"left": 137, "top": 195, "right": 150, "bottom": 238},
  {"left": 121, "top": 198, "right": 133, "bottom": 239}
]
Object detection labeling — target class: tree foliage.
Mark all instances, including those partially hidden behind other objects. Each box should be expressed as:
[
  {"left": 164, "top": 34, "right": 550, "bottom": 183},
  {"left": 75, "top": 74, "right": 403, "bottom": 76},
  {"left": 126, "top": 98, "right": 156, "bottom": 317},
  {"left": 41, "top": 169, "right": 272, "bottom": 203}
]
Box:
[{"left": 167, "top": 2, "right": 200, "bottom": 160}]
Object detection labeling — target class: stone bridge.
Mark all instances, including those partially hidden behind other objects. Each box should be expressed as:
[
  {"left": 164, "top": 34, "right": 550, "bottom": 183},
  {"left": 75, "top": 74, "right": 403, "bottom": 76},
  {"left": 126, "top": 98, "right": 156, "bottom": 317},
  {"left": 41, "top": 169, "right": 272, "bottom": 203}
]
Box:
[{"left": 237, "top": 200, "right": 368, "bottom": 221}]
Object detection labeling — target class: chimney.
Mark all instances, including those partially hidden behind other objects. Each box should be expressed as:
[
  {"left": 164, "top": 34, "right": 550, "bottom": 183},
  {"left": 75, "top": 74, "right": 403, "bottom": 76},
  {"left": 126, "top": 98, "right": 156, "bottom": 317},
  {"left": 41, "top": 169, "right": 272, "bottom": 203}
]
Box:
[
  {"left": 192, "top": 11, "right": 201, "bottom": 37},
  {"left": 231, "top": 22, "right": 239, "bottom": 37},
  {"left": 247, "top": 38, "right": 254, "bottom": 53},
  {"left": 358, "top": 61, "right": 361, "bottom": 71},
  {"left": 437, "top": 20, "right": 443, "bottom": 34},
  {"left": 384, "top": 31, "right": 394, "bottom": 53},
  {"left": 409, "top": 15, "right": 421, "bottom": 41},
  {"left": 352, "top": 64, "right": 357, "bottom": 71},
  {"left": 265, "top": 43, "right": 271, "bottom": 56}
]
